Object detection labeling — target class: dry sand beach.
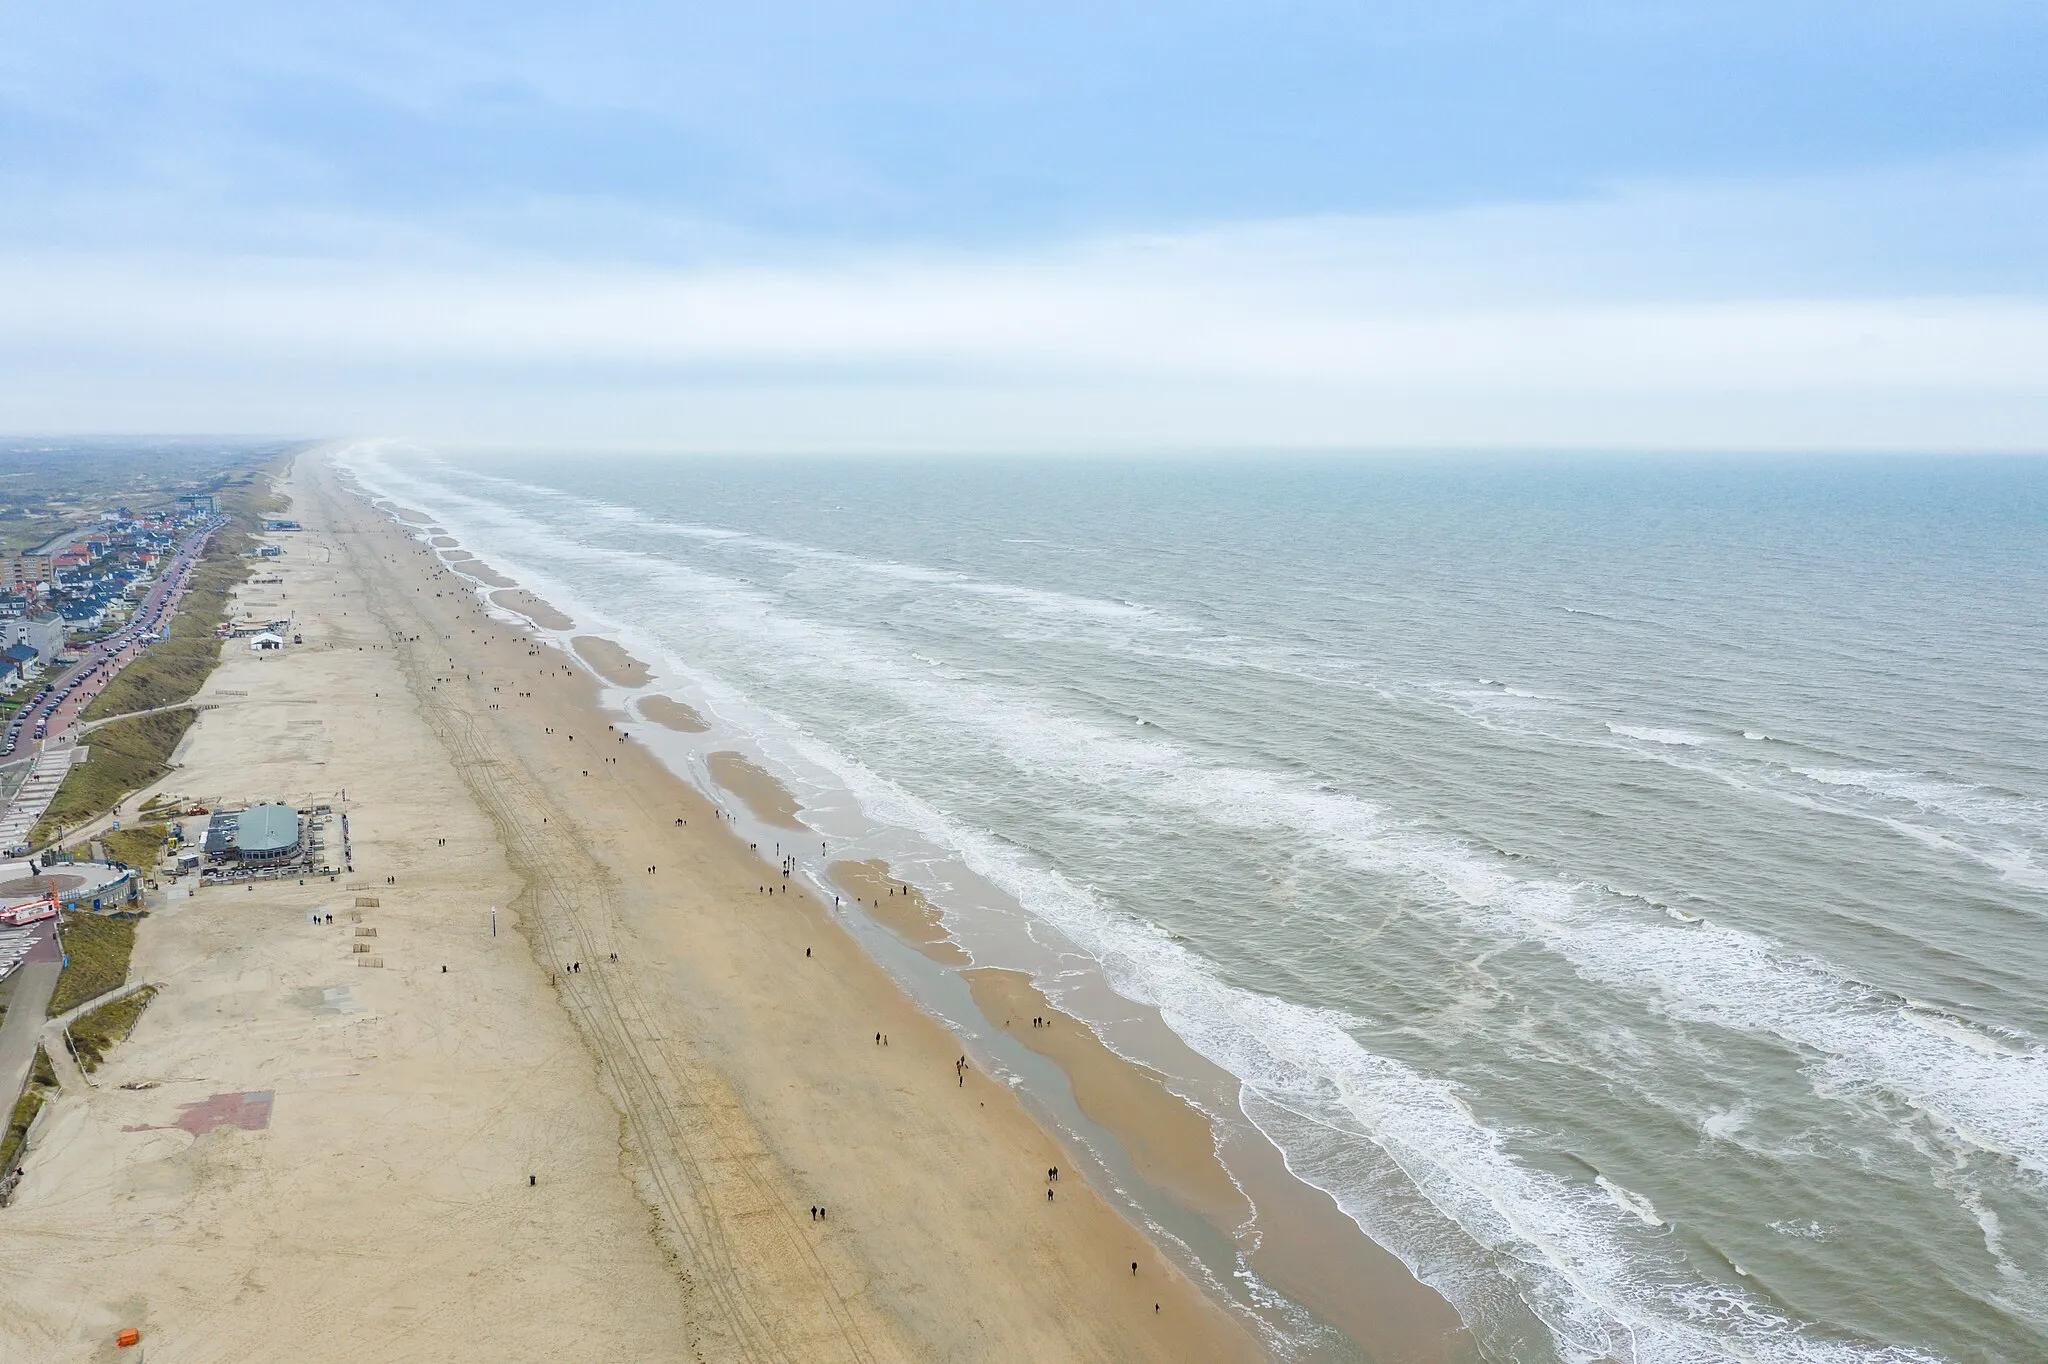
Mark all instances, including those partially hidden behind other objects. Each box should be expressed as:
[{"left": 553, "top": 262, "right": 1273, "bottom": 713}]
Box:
[{"left": 0, "top": 455, "right": 1282, "bottom": 1362}]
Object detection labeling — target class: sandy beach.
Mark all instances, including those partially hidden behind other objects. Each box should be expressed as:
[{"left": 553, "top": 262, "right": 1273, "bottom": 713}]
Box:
[{"left": 0, "top": 455, "right": 1268, "bottom": 1362}]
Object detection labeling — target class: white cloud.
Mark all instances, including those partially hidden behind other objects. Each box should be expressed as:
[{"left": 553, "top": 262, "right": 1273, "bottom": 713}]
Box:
[{"left": 6, "top": 153, "right": 2048, "bottom": 451}]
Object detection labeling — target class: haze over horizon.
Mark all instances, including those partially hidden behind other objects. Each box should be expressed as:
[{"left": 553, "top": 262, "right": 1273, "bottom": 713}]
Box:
[{"left": 5, "top": 2, "right": 2047, "bottom": 452}]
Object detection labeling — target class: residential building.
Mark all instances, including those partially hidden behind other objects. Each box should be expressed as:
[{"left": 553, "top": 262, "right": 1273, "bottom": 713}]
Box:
[
  {"left": 0, "top": 642, "right": 37, "bottom": 693},
  {"left": 1, "top": 613, "right": 66, "bottom": 665},
  {"left": 1, "top": 551, "right": 54, "bottom": 591}
]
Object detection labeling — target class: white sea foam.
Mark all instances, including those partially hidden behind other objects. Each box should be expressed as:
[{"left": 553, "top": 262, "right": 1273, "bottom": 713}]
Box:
[
  {"left": 1595, "top": 1175, "right": 1665, "bottom": 1227},
  {"left": 1703, "top": 1103, "right": 1752, "bottom": 1143},
  {"left": 1465, "top": 689, "right": 2048, "bottom": 892},
  {"left": 456, "top": 462, "right": 1186, "bottom": 632},
  {"left": 1607, "top": 723, "right": 1713, "bottom": 747},
  {"left": 1797, "top": 766, "right": 2048, "bottom": 837}
]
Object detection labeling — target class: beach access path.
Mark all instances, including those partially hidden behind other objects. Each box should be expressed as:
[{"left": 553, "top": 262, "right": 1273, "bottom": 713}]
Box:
[{"left": 0, "top": 454, "right": 1260, "bottom": 1363}]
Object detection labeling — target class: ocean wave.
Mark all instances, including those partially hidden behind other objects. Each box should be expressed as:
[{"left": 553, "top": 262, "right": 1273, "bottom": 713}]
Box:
[
  {"left": 1606, "top": 723, "right": 1713, "bottom": 747},
  {"left": 1595, "top": 1175, "right": 1666, "bottom": 1228},
  {"left": 1796, "top": 766, "right": 2048, "bottom": 837},
  {"left": 449, "top": 461, "right": 1189, "bottom": 632}
]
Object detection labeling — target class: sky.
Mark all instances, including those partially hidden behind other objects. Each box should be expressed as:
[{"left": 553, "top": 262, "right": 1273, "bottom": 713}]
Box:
[{"left": 3, "top": 1, "right": 2047, "bottom": 452}]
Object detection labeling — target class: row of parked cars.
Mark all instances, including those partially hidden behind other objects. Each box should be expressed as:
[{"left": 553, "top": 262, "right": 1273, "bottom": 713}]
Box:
[{"left": 2, "top": 683, "right": 55, "bottom": 756}]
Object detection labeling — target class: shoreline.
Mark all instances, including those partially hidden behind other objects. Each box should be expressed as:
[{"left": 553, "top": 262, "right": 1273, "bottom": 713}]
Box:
[
  {"left": 367, "top": 455, "right": 1475, "bottom": 1360},
  {"left": 0, "top": 453, "right": 1267, "bottom": 1361},
  {"left": 335, "top": 459, "right": 1271, "bottom": 1358}
]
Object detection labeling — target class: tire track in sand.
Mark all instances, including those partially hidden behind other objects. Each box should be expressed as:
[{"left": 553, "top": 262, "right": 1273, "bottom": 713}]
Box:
[{"left": 323, "top": 472, "right": 883, "bottom": 1364}]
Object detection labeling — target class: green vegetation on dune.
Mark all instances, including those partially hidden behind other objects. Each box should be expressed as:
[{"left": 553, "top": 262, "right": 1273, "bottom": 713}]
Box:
[
  {"left": 0, "top": 1051, "right": 56, "bottom": 1174},
  {"left": 67, "top": 985, "right": 158, "bottom": 1072},
  {"left": 30, "top": 710, "right": 196, "bottom": 846},
  {"left": 47, "top": 911, "right": 139, "bottom": 1017},
  {"left": 101, "top": 823, "right": 168, "bottom": 876}
]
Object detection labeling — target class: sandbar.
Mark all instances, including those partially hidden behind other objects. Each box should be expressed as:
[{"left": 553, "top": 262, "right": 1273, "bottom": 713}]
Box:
[
  {"left": 831, "top": 859, "right": 969, "bottom": 966},
  {"left": 967, "top": 968, "right": 1250, "bottom": 1231},
  {"left": 455, "top": 558, "right": 514, "bottom": 588},
  {"left": 639, "top": 695, "right": 708, "bottom": 732},
  {"left": 490, "top": 588, "right": 574, "bottom": 631},
  {"left": 573, "top": 636, "right": 652, "bottom": 688},
  {"left": 430, "top": 535, "right": 459, "bottom": 548},
  {"left": 708, "top": 751, "right": 805, "bottom": 828}
]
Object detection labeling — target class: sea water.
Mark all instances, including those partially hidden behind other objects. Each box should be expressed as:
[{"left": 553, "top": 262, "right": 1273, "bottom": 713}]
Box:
[{"left": 345, "top": 446, "right": 2048, "bottom": 1362}]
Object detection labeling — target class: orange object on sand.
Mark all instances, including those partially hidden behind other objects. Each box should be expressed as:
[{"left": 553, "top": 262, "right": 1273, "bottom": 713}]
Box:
[{"left": 117, "top": 1328, "right": 140, "bottom": 1347}]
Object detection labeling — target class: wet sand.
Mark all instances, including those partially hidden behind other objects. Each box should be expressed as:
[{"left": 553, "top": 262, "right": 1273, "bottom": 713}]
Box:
[
  {"left": 491, "top": 588, "right": 574, "bottom": 631},
  {"left": 831, "top": 859, "right": 970, "bottom": 966},
  {"left": 452, "top": 557, "right": 515, "bottom": 588},
  {"left": 639, "top": 695, "right": 708, "bottom": 732},
  {"left": 709, "top": 751, "right": 805, "bottom": 828},
  {"left": 967, "top": 968, "right": 1252, "bottom": 1232},
  {"left": 573, "top": 636, "right": 653, "bottom": 688}
]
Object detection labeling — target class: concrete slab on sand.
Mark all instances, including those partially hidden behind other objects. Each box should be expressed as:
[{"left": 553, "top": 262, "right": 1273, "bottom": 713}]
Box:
[{"left": 124, "top": 1091, "right": 272, "bottom": 1135}]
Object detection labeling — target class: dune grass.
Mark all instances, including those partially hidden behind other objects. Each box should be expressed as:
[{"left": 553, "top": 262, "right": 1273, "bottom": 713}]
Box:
[
  {"left": 0, "top": 1047, "right": 59, "bottom": 1175},
  {"left": 101, "top": 823, "right": 168, "bottom": 876},
  {"left": 47, "top": 911, "right": 139, "bottom": 1017},
  {"left": 30, "top": 710, "right": 196, "bottom": 846},
  {"left": 67, "top": 985, "right": 158, "bottom": 1072}
]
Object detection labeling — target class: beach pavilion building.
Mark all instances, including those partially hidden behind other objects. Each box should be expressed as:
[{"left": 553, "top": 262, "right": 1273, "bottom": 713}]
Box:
[{"left": 233, "top": 804, "right": 302, "bottom": 864}]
